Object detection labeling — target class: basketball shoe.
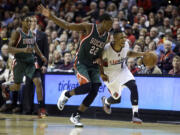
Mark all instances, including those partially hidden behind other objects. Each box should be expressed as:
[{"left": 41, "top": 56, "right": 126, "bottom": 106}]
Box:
[
  {"left": 70, "top": 113, "right": 83, "bottom": 127},
  {"left": 38, "top": 108, "right": 47, "bottom": 118},
  {"left": 132, "top": 112, "right": 142, "bottom": 124},
  {"left": 57, "top": 90, "right": 69, "bottom": 111},
  {"left": 101, "top": 96, "right": 112, "bottom": 114}
]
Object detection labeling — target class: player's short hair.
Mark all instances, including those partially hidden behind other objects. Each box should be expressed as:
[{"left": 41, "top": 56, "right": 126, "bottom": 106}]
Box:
[
  {"left": 20, "top": 12, "right": 35, "bottom": 20},
  {"left": 99, "top": 13, "right": 112, "bottom": 22},
  {"left": 112, "top": 28, "right": 122, "bottom": 35}
]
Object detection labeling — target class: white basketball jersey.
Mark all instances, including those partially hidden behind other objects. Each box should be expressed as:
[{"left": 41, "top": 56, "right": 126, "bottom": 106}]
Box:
[
  {"left": 102, "top": 41, "right": 133, "bottom": 81},
  {"left": 102, "top": 41, "right": 135, "bottom": 99}
]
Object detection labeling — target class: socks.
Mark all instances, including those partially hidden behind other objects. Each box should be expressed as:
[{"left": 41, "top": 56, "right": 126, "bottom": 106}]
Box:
[{"left": 132, "top": 105, "right": 138, "bottom": 116}]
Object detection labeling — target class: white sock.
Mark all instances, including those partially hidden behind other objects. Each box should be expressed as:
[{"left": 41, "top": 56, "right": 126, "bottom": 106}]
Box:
[
  {"left": 105, "top": 98, "right": 110, "bottom": 105},
  {"left": 132, "top": 105, "right": 138, "bottom": 116}
]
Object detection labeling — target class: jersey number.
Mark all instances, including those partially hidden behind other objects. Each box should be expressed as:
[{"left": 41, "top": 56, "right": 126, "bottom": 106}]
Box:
[{"left": 90, "top": 46, "right": 99, "bottom": 55}]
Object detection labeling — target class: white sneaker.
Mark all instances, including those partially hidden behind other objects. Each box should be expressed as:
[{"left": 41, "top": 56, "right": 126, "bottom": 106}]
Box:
[
  {"left": 57, "top": 90, "right": 69, "bottom": 111},
  {"left": 132, "top": 112, "right": 142, "bottom": 124},
  {"left": 70, "top": 113, "right": 83, "bottom": 127},
  {"left": 101, "top": 96, "right": 112, "bottom": 114}
]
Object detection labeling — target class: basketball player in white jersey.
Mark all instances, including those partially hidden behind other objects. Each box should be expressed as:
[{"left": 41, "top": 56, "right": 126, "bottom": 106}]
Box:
[{"left": 97, "top": 29, "right": 147, "bottom": 124}]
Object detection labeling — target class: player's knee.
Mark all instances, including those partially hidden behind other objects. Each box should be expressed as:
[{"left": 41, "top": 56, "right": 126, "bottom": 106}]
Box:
[
  {"left": 74, "top": 82, "right": 92, "bottom": 95},
  {"left": 126, "top": 80, "right": 138, "bottom": 92}
]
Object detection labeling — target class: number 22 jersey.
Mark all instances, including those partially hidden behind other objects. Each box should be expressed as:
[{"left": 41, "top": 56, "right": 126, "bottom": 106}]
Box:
[{"left": 76, "top": 24, "right": 109, "bottom": 67}]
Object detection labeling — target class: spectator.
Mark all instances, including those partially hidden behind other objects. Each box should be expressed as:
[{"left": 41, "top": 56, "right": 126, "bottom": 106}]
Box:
[
  {"left": 168, "top": 55, "right": 180, "bottom": 75},
  {"left": 124, "top": 24, "right": 136, "bottom": 48},
  {"left": 58, "top": 51, "right": 74, "bottom": 71},
  {"left": 139, "top": 65, "right": 162, "bottom": 74},
  {"left": 0, "top": 56, "right": 22, "bottom": 113},
  {"left": 0, "top": 30, "right": 8, "bottom": 51},
  {"left": 133, "top": 44, "right": 142, "bottom": 52},
  {"left": 127, "top": 57, "right": 140, "bottom": 75},
  {"left": 173, "top": 34, "right": 180, "bottom": 56},
  {"left": 148, "top": 41, "right": 157, "bottom": 51},
  {"left": 149, "top": 27, "right": 159, "bottom": 44},
  {"left": 158, "top": 40, "right": 175, "bottom": 74},
  {"left": 158, "top": 17, "right": 171, "bottom": 34},
  {"left": 1, "top": 44, "right": 9, "bottom": 62},
  {"left": 106, "top": 2, "right": 117, "bottom": 18},
  {"left": 53, "top": 50, "right": 63, "bottom": 69}
]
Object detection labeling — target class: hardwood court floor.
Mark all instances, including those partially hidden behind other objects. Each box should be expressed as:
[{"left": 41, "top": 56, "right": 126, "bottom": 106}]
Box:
[{"left": 0, "top": 113, "right": 179, "bottom": 135}]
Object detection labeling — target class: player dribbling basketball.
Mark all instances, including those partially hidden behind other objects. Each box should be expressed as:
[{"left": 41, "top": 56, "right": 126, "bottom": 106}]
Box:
[{"left": 96, "top": 29, "right": 152, "bottom": 124}]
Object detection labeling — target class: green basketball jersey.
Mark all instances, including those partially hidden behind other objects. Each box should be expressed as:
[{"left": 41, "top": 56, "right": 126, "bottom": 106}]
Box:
[
  {"left": 15, "top": 30, "right": 35, "bottom": 63},
  {"left": 77, "top": 24, "right": 108, "bottom": 66}
]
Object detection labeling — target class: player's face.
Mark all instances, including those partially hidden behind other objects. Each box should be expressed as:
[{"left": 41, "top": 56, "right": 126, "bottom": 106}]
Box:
[
  {"left": 102, "top": 20, "right": 113, "bottom": 32},
  {"left": 114, "top": 33, "right": 126, "bottom": 48},
  {"left": 22, "top": 17, "right": 31, "bottom": 30}
]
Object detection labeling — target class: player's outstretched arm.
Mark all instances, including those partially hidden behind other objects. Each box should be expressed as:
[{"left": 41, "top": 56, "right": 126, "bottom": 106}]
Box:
[
  {"left": 127, "top": 50, "right": 145, "bottom": 58},
  {"left": 8, "top": 31, "right": 33, "bottom": 54},
  {"left": 37, "top": 4, "right": 91, "bottom": 32}
]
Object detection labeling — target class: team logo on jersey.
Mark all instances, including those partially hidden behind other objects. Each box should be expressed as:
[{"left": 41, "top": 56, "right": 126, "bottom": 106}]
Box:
[
  {"left": 109, "top": 58, "right": 127, "bottom": 65},
  {"left": 90, "top": 37, "right": 106, "bottom": 48},
  {"left": 23, "top": 38, "right": 35, "bottom": 45}
]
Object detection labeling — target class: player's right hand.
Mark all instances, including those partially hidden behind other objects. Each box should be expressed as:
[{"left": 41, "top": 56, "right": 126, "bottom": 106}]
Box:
[
  {"left": 101, "top": 73, "right": 109, "bottom": 82},
  {"left": 37, "top": 4, "right": 50, "bottom": 18},
  {"left": 24, "top": 47, "right": 34, "bottom": 53}
]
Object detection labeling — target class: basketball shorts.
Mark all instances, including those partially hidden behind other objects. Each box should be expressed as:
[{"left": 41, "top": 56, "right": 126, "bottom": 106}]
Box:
[
  {"left": 13, "top": 60, "right": 36, "bottom": 83},
  {"left": 104, "top": 67, "right": 135, "bottom": 99},
  {"left": 75, "top": 63, "right": 101, "bottom": 85}
]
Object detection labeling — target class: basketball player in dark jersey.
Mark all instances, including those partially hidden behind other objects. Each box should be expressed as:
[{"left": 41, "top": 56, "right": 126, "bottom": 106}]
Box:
[
  {"left": 2, "top": 15, "right": 47, "bottom": 118},
  {"left": 38, "top": 4, "right": 113, "bottom": 127}
]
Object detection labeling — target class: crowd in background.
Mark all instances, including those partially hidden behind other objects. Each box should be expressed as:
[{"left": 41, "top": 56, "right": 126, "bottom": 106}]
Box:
[
  {"left": 0, "top": 0, "right": 180, "bottom": 78},
  {"left": 0, "top": 0, "right": 180, "bottom": 115}
]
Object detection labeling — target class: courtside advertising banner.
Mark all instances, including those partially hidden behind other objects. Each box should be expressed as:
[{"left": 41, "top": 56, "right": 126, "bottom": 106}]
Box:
[{"left": 34, "top": 74, "right": 180, "bottom": 111}]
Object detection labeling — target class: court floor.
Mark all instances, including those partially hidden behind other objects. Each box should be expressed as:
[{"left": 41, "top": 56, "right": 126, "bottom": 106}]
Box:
[{"left": 0, "top": 114, "right": 179, "bottom": 135}]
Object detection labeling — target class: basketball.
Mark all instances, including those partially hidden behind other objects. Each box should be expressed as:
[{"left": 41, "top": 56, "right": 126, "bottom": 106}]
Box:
[{"left": 142, "top": 51, "right": 158, "bottom": 67}]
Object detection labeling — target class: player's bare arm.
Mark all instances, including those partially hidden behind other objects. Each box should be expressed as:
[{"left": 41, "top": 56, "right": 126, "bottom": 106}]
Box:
[
  {"left": 97, "top": 56, "right": 109, "bottom": 82},
  {"left": 127, "top": 51, "right": 146, "bottom": 58},
  {"left": 8, "top": 31, "right": 33, "bottom": 54},
  {"left": 34, "top": 43, "right": 47, "bottom": 64},
  {"left": 38, "top": 4, "right": 92, "bottom": 34}
]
